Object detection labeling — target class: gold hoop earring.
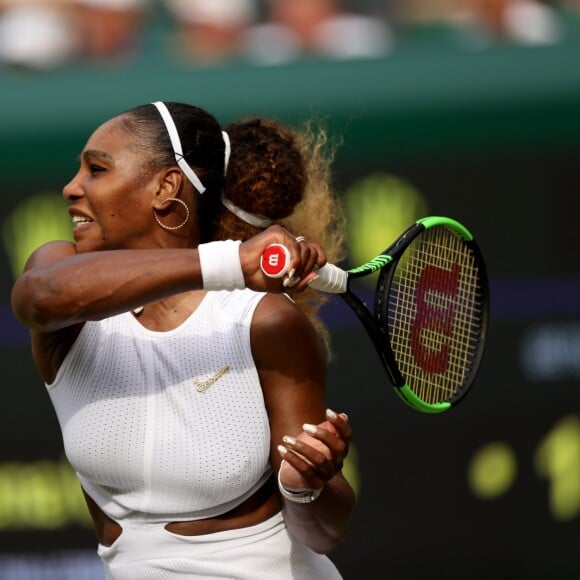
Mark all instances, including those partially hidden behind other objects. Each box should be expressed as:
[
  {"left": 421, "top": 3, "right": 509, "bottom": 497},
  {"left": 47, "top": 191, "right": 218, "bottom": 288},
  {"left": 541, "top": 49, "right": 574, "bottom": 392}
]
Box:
[{"left": 153, "top": 197, "right": 190, "bottom": 231}]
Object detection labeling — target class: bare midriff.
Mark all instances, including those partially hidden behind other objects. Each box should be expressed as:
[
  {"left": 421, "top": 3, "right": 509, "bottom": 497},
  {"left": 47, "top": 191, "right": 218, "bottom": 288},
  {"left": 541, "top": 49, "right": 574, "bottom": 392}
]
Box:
[{"left": 82, "top": 476, "right": 281, "bottom": 547}]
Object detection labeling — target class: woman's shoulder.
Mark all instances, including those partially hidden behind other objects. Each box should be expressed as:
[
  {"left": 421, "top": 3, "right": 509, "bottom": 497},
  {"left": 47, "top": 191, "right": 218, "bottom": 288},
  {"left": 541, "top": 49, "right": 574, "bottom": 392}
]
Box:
[
  {"left": 251, "top": 292, "right": 326, "bottom": 382},
  {"left": 252, "top": 293, "right": 323, "bottom": 351},
  {"left": 252, "top": 291, "right": 305, "bottom": 322}
]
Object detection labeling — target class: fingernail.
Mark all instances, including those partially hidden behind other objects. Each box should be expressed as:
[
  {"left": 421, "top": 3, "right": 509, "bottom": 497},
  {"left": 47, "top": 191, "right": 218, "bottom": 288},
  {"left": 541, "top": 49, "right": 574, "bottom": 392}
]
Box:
[
  {"left": 283, "top": 276, "right": 300, "bottom": 288},
  {"left": 283, "top": 435, "right": 296, "bottom": 446},
  {"left": 302, "top": 423, "right": 317, "bottom": 435},
  {"left": 277, "top": 444, "right": 288, "bottom": 456},
  {"left": 306, "top": 274, "right": 319, "bottom": 285},
  {"left": 326, "top": 408, "right": 337, "bottom": 420},
  {"left": 288, "top": 268, "right": 296, "bottom": 279}
]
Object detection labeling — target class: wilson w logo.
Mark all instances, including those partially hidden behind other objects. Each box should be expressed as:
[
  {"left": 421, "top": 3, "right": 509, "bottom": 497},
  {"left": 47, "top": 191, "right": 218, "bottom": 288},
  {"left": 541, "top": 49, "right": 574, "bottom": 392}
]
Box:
[{"left": 410, "top": 263, "right": 461, "bottom": 374}]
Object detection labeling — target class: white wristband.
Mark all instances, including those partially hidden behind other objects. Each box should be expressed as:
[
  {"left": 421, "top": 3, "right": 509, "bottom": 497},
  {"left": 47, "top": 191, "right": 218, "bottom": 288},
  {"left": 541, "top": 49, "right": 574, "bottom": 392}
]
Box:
[
  {"left": 277, "top": 462, "right": 324, "bottom": 504},
  {"left": 198, "top": 240, "right": 245, "bottom": 291}
]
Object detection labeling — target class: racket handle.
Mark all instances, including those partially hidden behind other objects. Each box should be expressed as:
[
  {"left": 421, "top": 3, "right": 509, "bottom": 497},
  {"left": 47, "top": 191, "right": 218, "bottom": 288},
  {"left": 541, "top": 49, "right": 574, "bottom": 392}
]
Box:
[
  {"left": 260, "top": 245, "right": 348, "bottom": 293},
  {"left": 309, "top": 263, "right": 348, "bottom": 293}
]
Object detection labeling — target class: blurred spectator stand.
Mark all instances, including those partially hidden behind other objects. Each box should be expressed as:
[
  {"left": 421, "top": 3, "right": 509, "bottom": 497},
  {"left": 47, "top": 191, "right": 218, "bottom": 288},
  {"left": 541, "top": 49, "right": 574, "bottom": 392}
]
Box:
[
  {"left": 243, "top": 0, "right": 393, "bottom": 65},
  {"left": 0, "top": 0, "right": 75, "bottom": 69},
  {"left": 163, "top": 0, "right": 256, "bottom": 66},
  {"left": 71, "top": 0, "right": 150, "bottom": 65}
]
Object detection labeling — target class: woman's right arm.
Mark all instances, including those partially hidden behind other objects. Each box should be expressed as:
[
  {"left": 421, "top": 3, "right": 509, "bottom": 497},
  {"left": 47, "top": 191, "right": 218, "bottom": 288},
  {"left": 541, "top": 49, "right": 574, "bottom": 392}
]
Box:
[
  {"left": 11, "top": 226, "right": 326, "bottom": 333},
  {"left": 11, "top": 241, "right": 207, "bottom": 332}
]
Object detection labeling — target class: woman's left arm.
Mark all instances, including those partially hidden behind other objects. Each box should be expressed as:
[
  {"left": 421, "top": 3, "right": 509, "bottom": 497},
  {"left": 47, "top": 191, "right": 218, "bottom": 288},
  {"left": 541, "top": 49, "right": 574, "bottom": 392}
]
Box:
[{"left": 252, "top": 293, "right": 356, "bottom": 554}]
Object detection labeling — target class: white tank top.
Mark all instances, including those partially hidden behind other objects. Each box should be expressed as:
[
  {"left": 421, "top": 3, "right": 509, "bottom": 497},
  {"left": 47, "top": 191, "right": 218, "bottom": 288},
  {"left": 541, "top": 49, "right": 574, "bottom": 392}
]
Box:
[{"left": 47, "top": 289, "right": 272, "bottom": 523}]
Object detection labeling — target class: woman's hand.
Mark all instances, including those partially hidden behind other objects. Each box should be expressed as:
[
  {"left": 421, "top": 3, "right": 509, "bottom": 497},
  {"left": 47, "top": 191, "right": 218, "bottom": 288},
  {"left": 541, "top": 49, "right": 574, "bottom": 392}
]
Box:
[
  {"left": 277, "top": 408, "right": 351, "bottom": 492},
  {"left": 240, "top": 225, "right": 326, "bottom": 292}
]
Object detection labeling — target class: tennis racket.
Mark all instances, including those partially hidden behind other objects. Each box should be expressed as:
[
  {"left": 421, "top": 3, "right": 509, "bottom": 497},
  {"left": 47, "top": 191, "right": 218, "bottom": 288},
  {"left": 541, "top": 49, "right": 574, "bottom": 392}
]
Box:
[{"left": 261, "top": 216, "right": 489, "bottom": 413}]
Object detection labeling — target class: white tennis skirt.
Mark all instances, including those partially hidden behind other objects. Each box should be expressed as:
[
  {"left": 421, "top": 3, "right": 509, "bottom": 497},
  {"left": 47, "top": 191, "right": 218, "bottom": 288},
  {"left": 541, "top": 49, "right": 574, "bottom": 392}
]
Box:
[{"left": 97, "top": 511, "right": 342, "bottom": 579}]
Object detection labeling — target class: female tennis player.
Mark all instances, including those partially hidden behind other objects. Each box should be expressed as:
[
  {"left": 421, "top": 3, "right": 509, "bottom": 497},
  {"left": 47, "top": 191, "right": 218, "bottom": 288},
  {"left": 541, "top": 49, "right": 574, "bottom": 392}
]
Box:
[{"left": 11, "top": 102, "right": 354, "bottom": 579}]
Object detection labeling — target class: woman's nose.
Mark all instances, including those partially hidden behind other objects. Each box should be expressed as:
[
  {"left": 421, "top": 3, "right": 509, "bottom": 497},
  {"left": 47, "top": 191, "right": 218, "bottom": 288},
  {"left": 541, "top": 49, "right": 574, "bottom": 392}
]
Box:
[{"left": 62, "top": 174, "right": 83, "bottom": 200}]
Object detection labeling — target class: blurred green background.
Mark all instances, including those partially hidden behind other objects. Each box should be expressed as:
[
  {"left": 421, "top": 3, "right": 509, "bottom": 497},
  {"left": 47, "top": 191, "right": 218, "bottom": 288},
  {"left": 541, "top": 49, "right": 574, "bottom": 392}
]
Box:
[{"left": 1, "top": 1, "right": 580, "bottom": 579}]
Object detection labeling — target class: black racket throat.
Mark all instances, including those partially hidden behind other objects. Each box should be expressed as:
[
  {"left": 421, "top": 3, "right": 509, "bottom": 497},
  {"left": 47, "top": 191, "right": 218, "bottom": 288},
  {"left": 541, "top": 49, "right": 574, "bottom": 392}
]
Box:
[
  {"left": 347, "top": 222, "right": 424, "bottom": 283},
  {"left": 339, "top": 291, "right": 404, "bottom": 387}
]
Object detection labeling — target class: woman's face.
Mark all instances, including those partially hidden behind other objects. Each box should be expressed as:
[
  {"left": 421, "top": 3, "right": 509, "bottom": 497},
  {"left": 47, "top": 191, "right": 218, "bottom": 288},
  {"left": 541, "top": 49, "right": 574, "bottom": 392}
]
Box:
[{"left": 63, "top": 115, "right": 161, "bottom": 253}]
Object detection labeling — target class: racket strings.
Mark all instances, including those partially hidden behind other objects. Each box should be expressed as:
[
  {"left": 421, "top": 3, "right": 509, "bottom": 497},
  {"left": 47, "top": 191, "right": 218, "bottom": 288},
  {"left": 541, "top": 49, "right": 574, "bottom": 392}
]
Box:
[{"left": 386, "top": 227, "right": 485, "bottom": 404}]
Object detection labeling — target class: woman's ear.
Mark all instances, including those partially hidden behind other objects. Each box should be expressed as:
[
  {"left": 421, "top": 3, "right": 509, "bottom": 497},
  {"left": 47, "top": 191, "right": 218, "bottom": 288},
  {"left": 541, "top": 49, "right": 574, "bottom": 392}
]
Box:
[{"left": 153, "top": 167, "right": 184, "bottom": 206}]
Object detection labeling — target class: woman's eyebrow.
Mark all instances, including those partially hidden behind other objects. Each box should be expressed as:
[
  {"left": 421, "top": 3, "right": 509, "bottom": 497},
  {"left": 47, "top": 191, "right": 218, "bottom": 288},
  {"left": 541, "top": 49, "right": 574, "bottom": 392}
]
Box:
[{"left": 79, "top": 149, "right": 115, "bottom": 163}]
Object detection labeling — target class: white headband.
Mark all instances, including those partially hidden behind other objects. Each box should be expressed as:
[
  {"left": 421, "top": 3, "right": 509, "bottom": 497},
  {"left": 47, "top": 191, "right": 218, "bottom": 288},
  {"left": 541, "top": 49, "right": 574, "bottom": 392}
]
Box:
[
  {"left": 152, "top": 101, "right": 271, "bottom": 228},
  {"left": 152, "top": 101, "right": 206, "bottom": 193},
  {"left": 219, "top": 131, "right": 272, "bottom": 228},
  {"left": 222, "top": 130, "right": 231, "bottom": 173},
  {"left": 220, "top": 194, "right": 273, "bottom": 228}
]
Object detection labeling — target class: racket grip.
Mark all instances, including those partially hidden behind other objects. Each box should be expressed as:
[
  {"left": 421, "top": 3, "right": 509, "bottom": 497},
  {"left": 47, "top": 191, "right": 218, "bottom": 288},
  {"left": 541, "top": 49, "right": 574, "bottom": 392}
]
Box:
[
  {"left": 260, "top": 244, "right": 348, "bottom": 293},
  {"left": 309, "top": 263, "right": 348, "bottom": 293}
]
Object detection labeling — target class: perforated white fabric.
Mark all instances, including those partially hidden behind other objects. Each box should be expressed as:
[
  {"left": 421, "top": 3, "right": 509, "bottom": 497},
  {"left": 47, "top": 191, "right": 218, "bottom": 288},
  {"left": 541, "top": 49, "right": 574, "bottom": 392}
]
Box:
[{"left": 47, "top": 289, "right": 271, "bottom": 523}]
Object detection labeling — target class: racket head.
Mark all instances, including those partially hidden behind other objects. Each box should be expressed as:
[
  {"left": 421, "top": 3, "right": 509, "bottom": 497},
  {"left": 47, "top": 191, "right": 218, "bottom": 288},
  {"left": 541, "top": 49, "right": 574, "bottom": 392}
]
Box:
[{"left": 374, "top": 216, "right": 489, "bottom": 413}]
